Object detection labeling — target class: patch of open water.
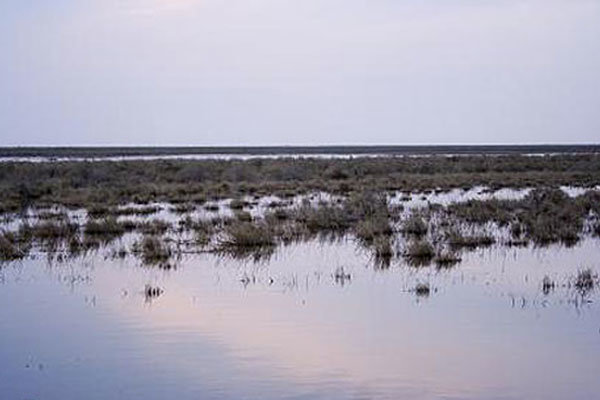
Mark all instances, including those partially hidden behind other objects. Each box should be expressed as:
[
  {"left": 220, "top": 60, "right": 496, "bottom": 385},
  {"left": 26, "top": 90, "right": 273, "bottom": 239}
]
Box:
[{"left": 0, "top": 237, "right": 599, "bottom": 400}]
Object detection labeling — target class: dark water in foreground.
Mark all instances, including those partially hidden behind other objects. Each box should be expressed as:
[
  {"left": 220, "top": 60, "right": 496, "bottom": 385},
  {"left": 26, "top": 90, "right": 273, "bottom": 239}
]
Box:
[{"left": 1, "top": 239, "right": 599, "bottom": 400}]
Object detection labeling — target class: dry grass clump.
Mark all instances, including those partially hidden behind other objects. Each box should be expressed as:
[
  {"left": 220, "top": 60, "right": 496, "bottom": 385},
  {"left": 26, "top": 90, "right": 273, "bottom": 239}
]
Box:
[
  {"left": 137, "top": 219, "right": 170, "bottom": 235},
  {"left": 65, "top": 235, "right": 93, "bottom": 257},
  {"left": 404, "top": 239, "right": 435, "bottom": 266},
  {"left": 219, "top": 221, "right": 276, "bottom": 249},
  {"left": 373, "top": 236, "right": 394, "bottom": 259},
  {"left": 402, "top": 213, "right": 428, "bottom": 237},
  {"left": 192, "top": 219, "right": 216, "bottom": 246},
  {"left": 345, "top": 191, "right": 394, "bottom": 244},
  {"left": 84, "top": 218, "right": 125, "bottom": 239},
  {"left": 134, "top": 236, "right": 173, "bottom": 267},
  {"left": 515, "top": 189, "right": 584, "bottom": 246},
  {"left": 448, "top": 199, "right": 513, "bottom": 226},
  {"left": 355, "top": 217, "right": 393, "bottom": 243},
  {"left": 446, "top": 230, "right": 495, "bottom": 249},
  {"left": 0, "top": 231, "right": 29, "bottom": 261},
  {"left": 214, "top": 219, "right": 278, "bottom": 261},
  {"left": 344, "top": 191, "right": 388, "bottom": 219},
  {"left": 32, "top": 221, "right": 78, "bottom": 241},
  {"left": 87, "top": 205, "right": 111, "bottom": 218},
  {"left": 36, "top": 210, "right": 68, "bottom": 221},
  {"left": 229, "top": 199, "right": 249, "bottom": 210},
  {"left": 294, "top": 204, "right": 351, "bottom": 234},
  {"left": 170, "top": 203, "right": 195, "bottom": 214},
  {"left": 264, "top": 209, "right": 291, "bottom": 223},
  {"left": 434, "top": 250, "right": 462, "bottom": 268},
  {"left": 235, "top": 211, "right": 252, "bottom": 222},
  {"left": 115, "top": 206, "right": 160, "bottom": 216},
  {"left": 88, "top": 205, "right": 160, "bottom": 218}
]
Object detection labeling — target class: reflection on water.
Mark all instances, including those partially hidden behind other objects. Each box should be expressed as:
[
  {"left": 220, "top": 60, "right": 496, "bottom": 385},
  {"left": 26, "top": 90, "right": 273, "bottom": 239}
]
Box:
[
  {"left": 0, "top": 237, "right": 599, "bottom": 400},
  {"left": 1, "top": 185, "right": 596, "bottom": 235},
  {"left": 0, "top": 153, "right": 393, "bottom": 163}
]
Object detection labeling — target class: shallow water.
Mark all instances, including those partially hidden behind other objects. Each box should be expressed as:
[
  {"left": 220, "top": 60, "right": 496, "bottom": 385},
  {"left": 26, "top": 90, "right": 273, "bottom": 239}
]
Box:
[
  {"left": 0, "top": 153, "right": 391, "bottom": 163},
  {"left": 0, "top": 151, "right": 594, "bottom": 163},
  {"left": 1, "top": 238, "right": 599, "bottom": 400},
  {"left": 4, "top": 185, "right": 595, "bottom": 235}
]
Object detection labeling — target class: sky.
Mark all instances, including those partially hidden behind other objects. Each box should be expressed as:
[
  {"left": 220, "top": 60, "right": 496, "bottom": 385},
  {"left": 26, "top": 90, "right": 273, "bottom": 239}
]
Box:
[{"left": 1, "top": 0, "right": 599, "bottom": 146}]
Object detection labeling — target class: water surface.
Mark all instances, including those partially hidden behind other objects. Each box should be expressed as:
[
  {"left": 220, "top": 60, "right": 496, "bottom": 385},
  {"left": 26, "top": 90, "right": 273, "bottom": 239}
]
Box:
[{"left": 1, "top": 238, "right": 599, "bottom": 400}]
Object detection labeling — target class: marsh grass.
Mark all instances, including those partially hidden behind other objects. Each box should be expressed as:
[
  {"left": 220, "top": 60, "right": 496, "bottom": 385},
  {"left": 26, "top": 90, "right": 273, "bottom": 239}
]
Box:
[
  {"left": 229, "top": 199, "right": 249, "bottom": 210},
  {"left": 434, "top": 250, "right": 462, "bottom": 268},
  {"left": 137, "top": 220, "right": 171, "bottom": 235},
  {"left": 36, "top": 210, "right": 68, "bottom": 221},
  {"left": 134, "top": 236, "right": 173, "bottom": 267},
  {"left": 235, "top": 211, "right": 252, "bottom": 222},
  {"left": 219, "top": 221, "right": 276, "bottom": 249},
  {"left": 0, "top": 231, "right": 29, "bottom": 261},
  {"left": 372, "top": 236, "right": 394, "bottom": 258},
  {"left": 191, "top": 219, "right": 216, "bottom": 246},
  {"left": 446, "top": 230, "right": 495, "bottom": 249},
  {"left": 84, "top": 218, "right": 126, "bottom": 240},
  {"left": 203, "top": 203, "right": 220, "bottom": 212},
  {"left": 265, "top": 208, "right": 291, "bottom": 223},
  {"left": 1, "top": 175, "right": 600, "bottom": 268},
  {"left": 32, "top": 221, "right": 78, "bottom": 242},
  {"left": 404, "top": 239, "right": 435, "bottom": 266},
  {"left": 355, "top": 217, "right": 393, "bottom": 243},
  {"left": 573, "top": 269, "right": 597, "bottom": 297},
  {"left": 402, "top": 213, "right": 428, "bottom": 237},
  {"left": 88, "top": 205, "right": 160, "bottom": 218},
  {"left": 448, "top": 199, "right": 513, "bottom": 226},
  {"left": 447, "top": 188, "right": 598, "bottom": 246},
  {"left": 294, "top": 204, "right": 351, "bottom": 234},
  {"left": 6, "top": 153, "right": 598, "bottom": 213},
  {"left": 170, "top": 203, "right": 195, "bottom": 214}
]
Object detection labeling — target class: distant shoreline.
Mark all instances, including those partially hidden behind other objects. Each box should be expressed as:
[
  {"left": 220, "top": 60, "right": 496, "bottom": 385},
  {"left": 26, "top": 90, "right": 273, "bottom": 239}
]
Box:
[{"left": 0, "top": 144, "right": 599, "bottom": 158}]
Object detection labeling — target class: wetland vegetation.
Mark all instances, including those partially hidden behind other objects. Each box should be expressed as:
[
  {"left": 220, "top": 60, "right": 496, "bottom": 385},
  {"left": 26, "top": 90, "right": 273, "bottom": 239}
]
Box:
[
  {"left": 0, "top": 153, "right": 598, "bottom": 270},
  {"left": 1, "top": 153, "right": 599, "bottom": 212},
  {"left": 1, "top": 153, "right": 599, "bottom": 303}
]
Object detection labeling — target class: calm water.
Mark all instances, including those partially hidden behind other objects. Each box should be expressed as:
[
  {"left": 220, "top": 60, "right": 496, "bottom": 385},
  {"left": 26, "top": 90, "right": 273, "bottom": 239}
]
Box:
[
  {"left": 1, "top": 237, "right": 599, "bottom": 400},
  {"left": 0, "top": 152, "right": 591, "bottom": 163}
]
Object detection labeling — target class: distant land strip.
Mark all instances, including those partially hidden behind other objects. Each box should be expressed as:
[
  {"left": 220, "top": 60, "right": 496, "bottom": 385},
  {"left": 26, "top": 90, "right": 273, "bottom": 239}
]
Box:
[{"left": 0, "top": 144, "right": 599, "bottom": 158}]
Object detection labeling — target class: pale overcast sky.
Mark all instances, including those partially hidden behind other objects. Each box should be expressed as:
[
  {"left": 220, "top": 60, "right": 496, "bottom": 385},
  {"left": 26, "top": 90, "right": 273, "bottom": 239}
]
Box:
[{"left": 1, "top": 0, "right": 599, "bottom": 146}]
